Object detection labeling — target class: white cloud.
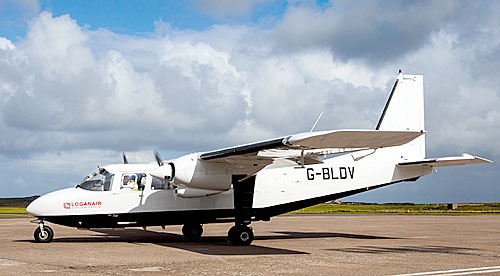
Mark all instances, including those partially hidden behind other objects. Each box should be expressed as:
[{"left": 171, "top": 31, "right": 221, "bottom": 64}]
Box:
[
  {"left": 397, "top": 29, "right": 500, "bottom": 160},
  {"left": 0, "top": 12, "right": 252, "bottom": 153},
  {"left": 272, "top": 0, "right": 458, "bottom": 63},
  {"left": 1, "top": 10, "right": 499, "bottom": 156},
  {"left": 1, "top": 12, "right": 388, "bottom": 156},
  {"left": 0, "top": 37, "right": 14, "bottom": 50}
]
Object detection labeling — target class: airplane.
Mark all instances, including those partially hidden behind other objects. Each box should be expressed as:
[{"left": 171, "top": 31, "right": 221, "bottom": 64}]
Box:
[{"left": 26, "top": 71, "right": 492, "bottom": 245}]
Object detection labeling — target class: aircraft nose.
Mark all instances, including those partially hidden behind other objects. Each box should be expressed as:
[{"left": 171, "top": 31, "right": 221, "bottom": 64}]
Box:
[{"left": 26, "top": 197, "right": 44, "bottom": 217}]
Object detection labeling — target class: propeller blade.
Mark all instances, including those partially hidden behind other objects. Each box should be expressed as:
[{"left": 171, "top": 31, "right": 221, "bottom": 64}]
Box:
[
  {"left": 155, "top": 150, "right": 164, "bottom": 166},
  {"left": 122, "top": 152, "right": 129, "bottom": 164}
]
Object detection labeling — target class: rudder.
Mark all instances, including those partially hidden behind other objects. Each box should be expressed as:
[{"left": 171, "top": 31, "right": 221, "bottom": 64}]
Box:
[{"left": 376, "top": 71, "right": 425, "bottom": 160}]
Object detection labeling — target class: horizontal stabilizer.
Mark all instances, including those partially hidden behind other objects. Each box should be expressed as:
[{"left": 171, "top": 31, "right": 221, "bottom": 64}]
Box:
[
  {"left": 285, "top": 129, "right": 423, "bottom": 149},
  {"left": 398, "top": 153, "right": 493, "bottom": 167}
]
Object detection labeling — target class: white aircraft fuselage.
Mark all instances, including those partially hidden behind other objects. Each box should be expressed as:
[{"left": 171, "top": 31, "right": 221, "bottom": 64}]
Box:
[{"left": 26, "top": 147, "right": 432, "bottom": 228}]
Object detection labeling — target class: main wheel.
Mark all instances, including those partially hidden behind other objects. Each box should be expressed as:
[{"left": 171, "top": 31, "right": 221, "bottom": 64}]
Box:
[
  {"left": 228, "top": 225, "right": 254, "bottom": 246},
  {"left": 34, "top": 226, "right": 54, "bottom": 243},
  {"left": 182, "top": 223, "right": 203, "bottom": 239}
]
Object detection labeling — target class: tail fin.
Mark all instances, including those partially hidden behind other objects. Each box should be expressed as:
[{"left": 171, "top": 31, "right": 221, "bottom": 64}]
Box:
[{"left": 376, "top": 71, "right": 425, "bottom": 160}]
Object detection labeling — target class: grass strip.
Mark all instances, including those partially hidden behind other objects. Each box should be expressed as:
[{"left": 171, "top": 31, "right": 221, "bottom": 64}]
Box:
[
  {"left": 2, "top": 203, "right": 500, "bottom": 216},
  {"left": 289, "top": 203, "right": 500, "bottom": 215},
  {"left": 0, "top": 207, "right": 27, "bottom": 214}
]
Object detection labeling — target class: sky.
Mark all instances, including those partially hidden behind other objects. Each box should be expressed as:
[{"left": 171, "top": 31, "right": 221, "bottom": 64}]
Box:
[{"left": 0, "top": 0, "right": 498, "bottom": 202}]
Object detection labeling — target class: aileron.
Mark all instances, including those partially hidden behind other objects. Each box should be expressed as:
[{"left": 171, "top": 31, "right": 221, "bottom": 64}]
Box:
[{"left": 285, "top": 129, "right": 423, "bottom": 149}]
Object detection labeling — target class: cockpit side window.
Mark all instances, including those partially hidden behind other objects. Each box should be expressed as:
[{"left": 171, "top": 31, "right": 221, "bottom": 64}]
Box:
[
  {"left": 103, "top": 173, "right": 113, "bottom": 191},
  {"left": 78, "top": 169, "right": 114, "bottom": 191}
]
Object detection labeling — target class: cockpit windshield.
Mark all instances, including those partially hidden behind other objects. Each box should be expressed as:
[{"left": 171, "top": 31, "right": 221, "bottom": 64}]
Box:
[{"left": 77, "top": 168, "right": 114, "bottom": 191}]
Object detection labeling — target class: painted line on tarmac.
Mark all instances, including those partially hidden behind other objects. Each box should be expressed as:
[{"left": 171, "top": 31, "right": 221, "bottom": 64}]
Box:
[
  {"left": 128, "top": 267, "right": 163, "bottom": 272},
  {"left": 437, "top": 269, "right": 500, "bottom": 276},
  {"left": 390, "top": 266, "right": 500, "bottom": 276}
]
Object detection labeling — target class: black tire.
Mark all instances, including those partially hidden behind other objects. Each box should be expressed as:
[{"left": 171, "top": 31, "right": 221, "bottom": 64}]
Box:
[
  {"left": 182, "top": 223, "right": 203, "bottom": 239},
  {"left": 228, "top": 225, "right": 254, "bottom": 246},
  {"left": 34, "top": 226, "right": 54, "bottom": 243}
]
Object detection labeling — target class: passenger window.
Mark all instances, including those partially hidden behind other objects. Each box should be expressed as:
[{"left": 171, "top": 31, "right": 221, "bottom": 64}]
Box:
[
  {"left": 151, "top": 177, "right": 171, "bottom": 190},
  {"left": 121, "top": 174, "right": 137, "bottom": 189}
]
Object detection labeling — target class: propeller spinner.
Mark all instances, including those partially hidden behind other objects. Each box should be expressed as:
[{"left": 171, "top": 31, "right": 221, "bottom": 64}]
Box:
[{"left": 152, "top": 151, "right": 175, "bottom": 181}]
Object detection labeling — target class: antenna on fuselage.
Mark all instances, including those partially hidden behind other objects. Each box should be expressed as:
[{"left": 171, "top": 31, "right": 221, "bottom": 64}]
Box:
[
  {"left": 296, "top": 111, "right": 324, "bottom": 168},
  {"left": 310, "top": 111, "right": 324, "bottom": 133}
]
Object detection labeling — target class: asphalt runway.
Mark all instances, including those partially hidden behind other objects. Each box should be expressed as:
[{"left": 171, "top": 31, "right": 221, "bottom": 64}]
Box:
[{"left": 1, "top": 215, "right": 500, "bottom": 276}]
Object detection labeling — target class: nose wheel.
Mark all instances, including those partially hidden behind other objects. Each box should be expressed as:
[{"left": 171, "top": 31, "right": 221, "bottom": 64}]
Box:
[
  {"left": 228, "top": 225, "right": 254, "bottom": 246},
  {"left": 33, "top": 222, "right": 53, "bottom": 243}
]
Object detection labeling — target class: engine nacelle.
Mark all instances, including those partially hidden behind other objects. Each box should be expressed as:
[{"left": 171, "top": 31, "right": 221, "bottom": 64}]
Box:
[
  {"left": 150, "top": 153, "right": 231, "bottom": 191},
  {"left": 175, "top": 188, "right": 224, "bottom": 198}
]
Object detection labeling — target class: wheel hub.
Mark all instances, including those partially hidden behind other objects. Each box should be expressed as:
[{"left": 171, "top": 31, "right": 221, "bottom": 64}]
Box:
[{"left": 240, "top": 232, "right": 249, "bottom": 241}]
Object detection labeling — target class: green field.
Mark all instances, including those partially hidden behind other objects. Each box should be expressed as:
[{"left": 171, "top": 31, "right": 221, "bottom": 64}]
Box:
[
  {"left": 0, "top": 207, "right": 28, "bottom": 214},
  {"left": 0, "top": 207, "right": 32, "bottom": 218},
  {"left": 2, "top": 202, "right": 500, "bottom": 217},
  {"left": 289, "top": 202, "right": 500, "bottom": 215}
]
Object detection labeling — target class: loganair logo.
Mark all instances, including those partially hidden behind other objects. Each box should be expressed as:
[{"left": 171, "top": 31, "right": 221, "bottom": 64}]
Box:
[{"left": 63, "top": 201, "right": 102, "bottom": 209}]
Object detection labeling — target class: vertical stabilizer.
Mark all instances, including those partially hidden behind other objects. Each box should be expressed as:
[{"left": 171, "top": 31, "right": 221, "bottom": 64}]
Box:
[{"left": 376, "top": 71, "right": 425, "bottom": 160}]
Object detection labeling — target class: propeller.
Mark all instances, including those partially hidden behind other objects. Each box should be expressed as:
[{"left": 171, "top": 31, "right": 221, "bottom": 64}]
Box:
[
  {"left": 122, "top": 152, "right": 129, "bottom": 164},
  {"left": 154, "top": 150, "right": 164, "bottom": 166}
]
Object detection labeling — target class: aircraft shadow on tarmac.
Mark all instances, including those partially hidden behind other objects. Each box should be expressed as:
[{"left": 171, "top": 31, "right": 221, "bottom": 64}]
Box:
[
  {"left": 327, "top": 245, "right": 484, "bottom": 256},
  {"left": 16, "top": 228, "right": 398, "bottom": 256},
  {"left": 268, "top": 231, "right": 397, "bottom": 240}
]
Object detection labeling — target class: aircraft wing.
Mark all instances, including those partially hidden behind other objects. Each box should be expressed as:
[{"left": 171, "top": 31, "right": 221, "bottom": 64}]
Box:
[
  {"left": 200, "top": 129, "right": 423, "bottom": 161},
  {"left": 398, "top": 153, "right": 493, "bottom": 167},
  {"left": 198, "top": 129, "right": 420, "bottom": 175},
  {"left": 198, "top": 129, "right": 422, "bottom": 178}
]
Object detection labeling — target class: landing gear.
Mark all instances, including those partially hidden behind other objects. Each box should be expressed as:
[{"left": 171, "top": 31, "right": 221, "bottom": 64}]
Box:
[
  {"left": 229, "top": 175, "right": 257, "bottom": 246},
  {"left": 33, "top": 222, "right": 53, "bottom": 243},
  {"left": 182, "top": 223, "right": 203, "bottom": 239},
  {"left": 228, "top": 225, "right": 254, "bottom": 246}
]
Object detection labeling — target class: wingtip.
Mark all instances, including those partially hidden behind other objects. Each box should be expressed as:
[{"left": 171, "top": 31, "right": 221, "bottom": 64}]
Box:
[
  {"left": 478, "top": 156, "right": 494, "bottom": 164},
  {"left": 463, "top": 153, "right": 494, "bottom": 164}
]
